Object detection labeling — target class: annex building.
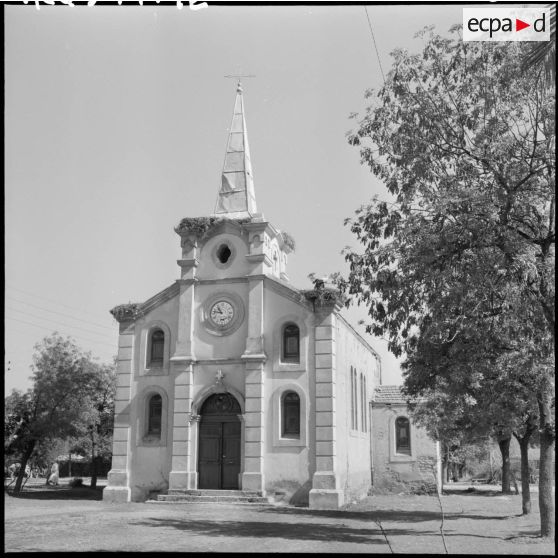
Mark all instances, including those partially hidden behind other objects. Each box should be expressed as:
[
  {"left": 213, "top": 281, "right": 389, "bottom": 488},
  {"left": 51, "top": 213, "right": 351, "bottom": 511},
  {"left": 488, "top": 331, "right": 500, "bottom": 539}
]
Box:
[{"left": 103, "top": 84, "right": 439, "bottom": 508}]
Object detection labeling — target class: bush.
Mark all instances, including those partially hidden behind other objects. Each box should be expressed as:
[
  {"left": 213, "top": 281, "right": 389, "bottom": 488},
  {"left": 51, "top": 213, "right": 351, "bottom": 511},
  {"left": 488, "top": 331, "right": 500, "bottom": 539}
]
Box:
[{"left": 69, "top": 477, "right": 83, "bottom": 488}]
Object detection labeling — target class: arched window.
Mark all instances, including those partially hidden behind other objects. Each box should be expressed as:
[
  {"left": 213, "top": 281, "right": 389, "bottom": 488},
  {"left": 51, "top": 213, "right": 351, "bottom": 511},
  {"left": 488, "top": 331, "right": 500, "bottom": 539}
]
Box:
[
  {"left": 282, "top": 323, "right": 300, "bottom": 363},
  {"left": 150, "top": 329, "right": 165, "bottom": 365},
  {"left": 282, "top": 391, "right": 300, "bottom": 438},
  {"left": 147, "top": 394, "right": 163, "bottom": 437},
  {"left": 395, "top": 416, "right": 411, "bottom": 455}
]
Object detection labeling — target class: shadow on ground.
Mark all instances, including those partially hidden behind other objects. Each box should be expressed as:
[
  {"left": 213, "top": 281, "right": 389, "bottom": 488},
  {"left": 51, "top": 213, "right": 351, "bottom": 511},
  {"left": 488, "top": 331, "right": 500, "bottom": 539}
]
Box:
[
  {"left": 4, "top": 486, "right": 104, "bottom": 501},
  {"left": 131, "top": 516, "right": 517, "bottom": 544},
  {"left": 443, "top": 487, "right": 513, "bottom": 497},
  {"left": 132, "top": 517, "right": 392, "bottom": 544},
  {"left": 259, "top": 506, "right": 512, "bottom": 523}
]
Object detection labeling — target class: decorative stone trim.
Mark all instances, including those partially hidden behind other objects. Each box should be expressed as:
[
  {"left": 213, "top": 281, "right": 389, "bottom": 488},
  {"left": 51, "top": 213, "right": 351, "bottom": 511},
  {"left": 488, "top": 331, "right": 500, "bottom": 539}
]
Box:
[
  {"left": 177, "top": 258, "right": 199, "bottom": 269},
  {"left": 142, "top": 321, "right": 171, "bottom": 376},
  {"left": 271, "top": 384, "right": 308, "bottom": 448},
  {"left": 174, "top": 216, "right": 250, "bottom": 240},
  {"left": 272, "top": 315, "right": 308, "bottom": 373},
  {"left": 140, "top": 282, "right": 180, "bottom": 316},
  {"left": 246, "top": 253, "right": 272, "bottom": 266},
  {"left": 137, "top": 386, "right": 169, "bottom": 447}
]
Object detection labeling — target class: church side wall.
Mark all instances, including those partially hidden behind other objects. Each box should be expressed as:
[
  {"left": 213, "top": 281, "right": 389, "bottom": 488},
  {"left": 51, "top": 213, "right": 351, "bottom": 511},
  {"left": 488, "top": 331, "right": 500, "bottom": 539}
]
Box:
[
  {"left": 371, "top": 403, "right": 438, "bottom": 493},
  {"left": 262, "top": 288, "right": 315, "bottom": 506},
  {"left": 334, "top": 317, "right": 377, "bottom": 503},
  {"left": 126, "top": 296, "right": 179, "bottom": 502}
]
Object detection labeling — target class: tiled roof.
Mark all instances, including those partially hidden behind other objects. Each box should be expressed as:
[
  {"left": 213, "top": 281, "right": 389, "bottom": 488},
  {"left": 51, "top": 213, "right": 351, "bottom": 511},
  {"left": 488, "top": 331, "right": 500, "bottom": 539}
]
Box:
[{"left": 372, "top": 385, "right": 408, "bottom": 405}]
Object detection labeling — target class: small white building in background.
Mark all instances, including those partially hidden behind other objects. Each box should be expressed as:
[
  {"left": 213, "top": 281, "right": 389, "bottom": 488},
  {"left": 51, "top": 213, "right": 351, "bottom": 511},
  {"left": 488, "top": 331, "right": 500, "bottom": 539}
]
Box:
[{"left": 103, "top": 84, "right": 439, "bottom": 508}]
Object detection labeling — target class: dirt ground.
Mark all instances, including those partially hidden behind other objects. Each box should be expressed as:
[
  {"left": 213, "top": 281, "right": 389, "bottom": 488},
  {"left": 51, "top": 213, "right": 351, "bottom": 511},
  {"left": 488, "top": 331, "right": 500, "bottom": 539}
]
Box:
[{"left": 3, "top": 478, "right": 555, "bottom": 554}]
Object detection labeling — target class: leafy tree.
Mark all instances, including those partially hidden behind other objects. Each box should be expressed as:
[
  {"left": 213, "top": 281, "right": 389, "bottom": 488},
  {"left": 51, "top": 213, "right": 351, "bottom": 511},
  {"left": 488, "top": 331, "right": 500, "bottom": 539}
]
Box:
[
  {"left": 4, "top": 334, "right": 103, "bottom": 494},
  {"left": 343, "top": 28, "right": 554, "bottom": 537},
  {"left": 521, "top": 3, "right": 556, "bottom": 90},
  {"left": 71, "top": 362, "right": 116, "bottom": 488}
]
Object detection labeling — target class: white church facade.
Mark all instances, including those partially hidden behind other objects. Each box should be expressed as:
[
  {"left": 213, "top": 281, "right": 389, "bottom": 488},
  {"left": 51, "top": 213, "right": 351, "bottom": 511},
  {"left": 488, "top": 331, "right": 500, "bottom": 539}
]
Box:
[{"left": 103, "top": 84, "right": 438, "bottom": 508}]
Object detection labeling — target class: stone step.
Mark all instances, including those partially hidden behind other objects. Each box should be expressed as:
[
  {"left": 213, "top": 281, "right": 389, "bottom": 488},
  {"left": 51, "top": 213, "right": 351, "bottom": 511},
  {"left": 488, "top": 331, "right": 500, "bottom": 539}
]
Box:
[
  {"left": 156, "top": 494, "right": 269, "bottom": 504},
  {"left": 167, "top": 489, "right": 262, "bottom": 497}
]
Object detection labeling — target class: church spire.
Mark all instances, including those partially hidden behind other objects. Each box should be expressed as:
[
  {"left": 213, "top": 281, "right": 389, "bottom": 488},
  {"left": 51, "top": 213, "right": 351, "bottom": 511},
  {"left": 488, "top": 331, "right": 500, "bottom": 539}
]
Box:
[{"left": 214, "top": 82, "right": 258, "bottom": 219}]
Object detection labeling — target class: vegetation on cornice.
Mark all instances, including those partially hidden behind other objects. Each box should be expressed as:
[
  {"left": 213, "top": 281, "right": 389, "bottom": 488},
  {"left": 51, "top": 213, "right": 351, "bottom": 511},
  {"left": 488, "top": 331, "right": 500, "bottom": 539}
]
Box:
[
  {"left": 175, "top": 216, "right": 251, "bottom": 238},
  {"left": 301, "top": 273, "right": 347, "bottom": 309},
  {"left": 281, "top": 231, "right": 296, "bottom": 252},
  {"left": 110, "top": 303, "right": 143, "bottom": 322}
]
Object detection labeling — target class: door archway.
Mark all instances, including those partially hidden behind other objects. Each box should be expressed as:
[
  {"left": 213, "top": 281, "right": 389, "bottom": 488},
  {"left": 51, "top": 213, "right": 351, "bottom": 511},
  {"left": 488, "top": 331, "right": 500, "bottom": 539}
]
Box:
[{"left": 198, "top": 393, "right": 241, "bottom": 490}]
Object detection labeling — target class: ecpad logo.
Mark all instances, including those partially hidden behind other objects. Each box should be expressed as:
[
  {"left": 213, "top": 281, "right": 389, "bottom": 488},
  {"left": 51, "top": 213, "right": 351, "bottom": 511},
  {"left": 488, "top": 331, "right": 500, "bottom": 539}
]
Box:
[{"left": 463, "top": 8, "right": 551, "bottom": 42}]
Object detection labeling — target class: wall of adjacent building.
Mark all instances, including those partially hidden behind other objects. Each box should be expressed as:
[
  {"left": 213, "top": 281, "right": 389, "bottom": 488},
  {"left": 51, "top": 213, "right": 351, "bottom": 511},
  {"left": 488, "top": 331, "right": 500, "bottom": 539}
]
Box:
[
  {"left": 334, "top": 315, "right": 379, "bottom": 503},
  {"left": 371, "top": 403, "right": 439, "bottom": 493}
]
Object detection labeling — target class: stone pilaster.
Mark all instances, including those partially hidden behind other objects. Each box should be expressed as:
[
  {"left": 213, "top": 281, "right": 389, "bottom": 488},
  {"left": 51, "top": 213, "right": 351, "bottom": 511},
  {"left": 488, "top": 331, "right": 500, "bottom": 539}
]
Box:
[
  {"left": 173, "top": 279, "right": 196, "bottom": 359},
  {"left": 168, "top": 361, "right": 196, "bottom": 489},
  {"left": 241, "top": 275, "right": 266, "bottom": 493},
  {"left": 309, "top": 311, "right": 344, "bottom": 509},
  {"left": 242, "top": 360, "right": 265, "bottom": 492},
  {"left": 104, "top": 321, "right": 135, "bottom": 503}
]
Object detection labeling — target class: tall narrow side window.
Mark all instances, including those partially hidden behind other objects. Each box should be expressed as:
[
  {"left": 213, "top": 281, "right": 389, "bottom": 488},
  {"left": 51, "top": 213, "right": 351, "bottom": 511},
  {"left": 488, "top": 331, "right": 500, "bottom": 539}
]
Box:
[
  {"left": 350, "top": 367, "right": 355, "bottom": 430},
  {"left": 282, "top": 392, "right": 300, "bottom": 438},
  {"left": 282, "top": 324, "right": 300, "bottom": 363},
  {"left": 353, "top": 368, "right": 358, "bottom": 431},
  {"left": 363, "top": 376, "right": 367, "bottom": 432},
  {"left": 150, "top": 329, "right": 165, "bottom": 366},
  {"left": 360, "top": 372, "right": 366, "bottom": 432},
  {"left": 395, "top": 416, "right": 411, "bottom": 455},
  {"left": 147, "top": 394, "right": 163, "bottom": 437}
]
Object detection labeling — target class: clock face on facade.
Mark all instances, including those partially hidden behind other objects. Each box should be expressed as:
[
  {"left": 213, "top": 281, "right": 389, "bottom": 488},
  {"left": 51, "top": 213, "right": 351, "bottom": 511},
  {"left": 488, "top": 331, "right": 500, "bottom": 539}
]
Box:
[
  {"left": 202, "top": 292, "right": 244, "bottom": 336},
  {"left": 209, "top": 301, "right": 235, "bottom": 327}
]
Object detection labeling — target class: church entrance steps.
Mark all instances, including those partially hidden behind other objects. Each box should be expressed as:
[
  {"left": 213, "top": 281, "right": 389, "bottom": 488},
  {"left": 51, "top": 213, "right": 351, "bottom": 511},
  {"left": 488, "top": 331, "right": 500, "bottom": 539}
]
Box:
[{"left": 155, "top": 489, "right": 269, "bottom": 504}]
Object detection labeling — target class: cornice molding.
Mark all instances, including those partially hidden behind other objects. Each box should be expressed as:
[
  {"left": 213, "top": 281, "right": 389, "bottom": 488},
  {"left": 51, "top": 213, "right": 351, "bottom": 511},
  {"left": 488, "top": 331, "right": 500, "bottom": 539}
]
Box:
[
  {"left": 245, "top": 253, "right": 272, "bottom": 266},
  {"left": 335, "top": 312, "right": 381, "bottom": 359},
  {"left": 141, "top": 282, "right": 180, "bottom": 316},
  {"left": 177, "top": 258, "right": 199, "bottom": 268},
  {"left": 264, "top": 276, "right": 314, "bottom": 311}
]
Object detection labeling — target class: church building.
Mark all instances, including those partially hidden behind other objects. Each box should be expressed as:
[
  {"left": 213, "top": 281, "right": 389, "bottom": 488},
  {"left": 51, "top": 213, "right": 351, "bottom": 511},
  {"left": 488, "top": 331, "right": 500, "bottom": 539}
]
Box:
[{"left": 103, "top": 84, "right": 438, "bottom": 508}]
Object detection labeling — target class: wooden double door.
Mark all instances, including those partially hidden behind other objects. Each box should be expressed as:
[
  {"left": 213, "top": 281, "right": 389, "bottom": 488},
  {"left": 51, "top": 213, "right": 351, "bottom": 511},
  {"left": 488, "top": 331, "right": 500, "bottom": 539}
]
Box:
[{"left": 198, "top": 393, "right": 241, "bottom": 490}]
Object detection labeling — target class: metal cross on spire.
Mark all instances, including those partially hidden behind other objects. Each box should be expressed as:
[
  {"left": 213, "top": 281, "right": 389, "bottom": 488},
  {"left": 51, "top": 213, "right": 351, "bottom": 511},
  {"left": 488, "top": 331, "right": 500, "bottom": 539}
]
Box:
[{"left": 224, "top": 74, "right": 256, "bottom": 91}]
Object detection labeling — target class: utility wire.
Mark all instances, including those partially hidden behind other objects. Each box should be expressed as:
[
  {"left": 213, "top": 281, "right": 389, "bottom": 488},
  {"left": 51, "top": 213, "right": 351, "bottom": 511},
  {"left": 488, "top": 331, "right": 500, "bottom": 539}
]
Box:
[
  {"left": 6, "top": 316, "right": 117, "bottom": 350},
  {"left": 6, "top": 284, "right": 112, "bottom": 321},
  {"left": 364, "top": 6, "right": 386, "bottom": 85},
  {"left": 5, "top": 307, "right": 117, "bottom": 341},
  {"left": 5, "top": 296, "right": 115, "bottom": 332}
]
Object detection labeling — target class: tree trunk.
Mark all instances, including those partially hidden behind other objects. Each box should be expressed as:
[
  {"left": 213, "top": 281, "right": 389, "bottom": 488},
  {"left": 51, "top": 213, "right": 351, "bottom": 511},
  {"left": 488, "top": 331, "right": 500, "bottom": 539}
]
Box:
[
  {"left": 90, "top": 430, "right": 97, "bottom": 489},
  {"left": 513, "top": 419, "right": 536, "bottom": 516},
  {"left": 538, "top": 390, "right": 555, "bottom": 539},
  {"left": 518, "top": 436, "right": 531, "bottom": 514},
  {"left": 497, "top": 437, "right": 512, "bottom": 494},
  {"left": 442, "top": 444, "right": 450, "bottom": 484},
  {"left": 13, "top": 442, "right": 35, "bottom": 495}
]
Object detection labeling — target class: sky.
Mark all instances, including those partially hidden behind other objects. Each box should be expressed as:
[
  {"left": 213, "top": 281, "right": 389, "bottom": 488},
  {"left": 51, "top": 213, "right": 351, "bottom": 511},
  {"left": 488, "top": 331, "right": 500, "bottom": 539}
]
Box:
[{"left": 5, "top": 2, "right": 470, "bottom": 393}]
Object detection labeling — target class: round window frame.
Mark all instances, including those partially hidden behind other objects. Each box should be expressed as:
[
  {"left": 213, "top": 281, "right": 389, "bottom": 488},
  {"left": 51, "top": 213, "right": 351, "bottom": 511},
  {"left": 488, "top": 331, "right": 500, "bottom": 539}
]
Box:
[
  {"left": 212, "top": 241, "right": 236, "bottom": 270},
  {"left": 200, "top": 291, "right": 245, "bottom": 337}
]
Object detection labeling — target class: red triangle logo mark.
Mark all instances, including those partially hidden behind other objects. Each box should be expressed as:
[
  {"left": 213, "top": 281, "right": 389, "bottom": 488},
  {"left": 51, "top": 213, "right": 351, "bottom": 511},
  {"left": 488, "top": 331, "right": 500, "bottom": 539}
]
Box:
[{"left": 516, "top": 19, "right": 530, "bottom": 32}]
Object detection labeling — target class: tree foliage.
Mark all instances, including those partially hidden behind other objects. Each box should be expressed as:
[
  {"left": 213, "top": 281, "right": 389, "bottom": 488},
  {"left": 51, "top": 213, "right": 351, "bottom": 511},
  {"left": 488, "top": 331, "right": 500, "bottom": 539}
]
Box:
[
  {"left": 343, "top": 27, "right": 554, "bottom": 536},
  {"left": 4, "top": 334, "right": 115, "bottom": 493}
]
